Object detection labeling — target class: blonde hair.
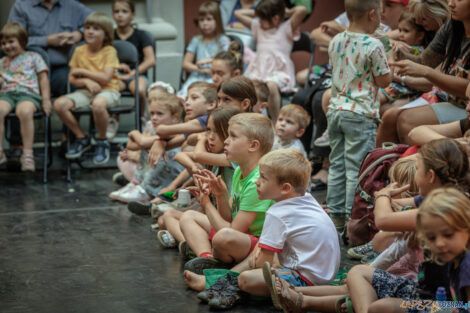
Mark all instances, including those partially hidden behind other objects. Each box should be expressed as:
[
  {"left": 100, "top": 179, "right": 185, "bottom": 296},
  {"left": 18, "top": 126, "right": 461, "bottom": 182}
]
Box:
[
  {"left": 188, "top": 81, "right": 218, "bottom": 104},
  {"left": 260, "top": 148, "right": 312, "bottom": 194},
  {"left": 388, "top": 155, "right": 419, "bottom": 197},
  {"left": 0, "top": 22, "right": 28, "bottom": 49},
  {"left": 409, "top": 0, "right": 450, "bottom": 29},
  {"left": 345, "top": 0, "right": 381, "bottom": 22},
  {"left": 84, "top": 13, "right": 114, "bottom": 46},
  {"left": 417, "top": 187, "right": 470, "bottom": 263},
  {"left": 229, "top": 113, "right": 274, "bottom": 155},
  {"left": 149, "top": 93, "right": 184, "bottom": 121},
  {"left": 279, "top": 104, "right": 311, "bottom": 130}
]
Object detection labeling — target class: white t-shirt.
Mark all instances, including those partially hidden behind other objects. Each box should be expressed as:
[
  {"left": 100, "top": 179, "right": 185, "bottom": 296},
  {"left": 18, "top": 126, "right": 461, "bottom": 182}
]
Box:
[
  {"left": 258, "top": 193, "right": 340, "bottom": 285},
  {"left": 334, "top": 12, "right": 391, "bottom": 32},
  {"left": 271, "top": 136, "right": 307, "bottom": 157}
]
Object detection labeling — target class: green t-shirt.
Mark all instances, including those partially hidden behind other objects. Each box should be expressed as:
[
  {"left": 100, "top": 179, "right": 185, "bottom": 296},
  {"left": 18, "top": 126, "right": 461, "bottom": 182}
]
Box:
[{"left": 230, "top": 166, "right": 274, "bottom": 236}]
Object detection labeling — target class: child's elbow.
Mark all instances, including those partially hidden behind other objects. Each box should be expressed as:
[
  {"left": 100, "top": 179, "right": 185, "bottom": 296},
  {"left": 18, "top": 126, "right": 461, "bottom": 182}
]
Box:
[
  {"left": 377, "top": 73, "right": 392, "bottom": 88},
  {"left": 297, "top": 6, "right": 307, "bottom": 17}
]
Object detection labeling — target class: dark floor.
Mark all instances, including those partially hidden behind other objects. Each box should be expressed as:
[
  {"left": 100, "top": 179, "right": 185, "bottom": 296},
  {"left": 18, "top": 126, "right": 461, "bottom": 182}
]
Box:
[{"left": 0, "top": 156, "right": 358, "bottom": 313}]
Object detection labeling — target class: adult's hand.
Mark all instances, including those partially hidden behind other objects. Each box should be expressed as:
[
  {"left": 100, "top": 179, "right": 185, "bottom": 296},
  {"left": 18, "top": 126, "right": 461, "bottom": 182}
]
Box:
[{"left": 391, "top": 60, "right": 430, "bottom": 78}]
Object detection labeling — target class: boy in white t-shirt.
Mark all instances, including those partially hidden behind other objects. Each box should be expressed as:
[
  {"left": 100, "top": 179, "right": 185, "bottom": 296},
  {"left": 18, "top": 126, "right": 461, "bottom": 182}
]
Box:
[{"left": 183, "top": 149, "right": 340, "bottom": 309}]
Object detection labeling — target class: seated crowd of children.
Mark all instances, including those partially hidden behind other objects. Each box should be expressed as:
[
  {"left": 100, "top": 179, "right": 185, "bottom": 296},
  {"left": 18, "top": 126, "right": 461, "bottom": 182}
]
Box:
[{"left": 1, "top": 0, "right": 470, "bottom": 311}]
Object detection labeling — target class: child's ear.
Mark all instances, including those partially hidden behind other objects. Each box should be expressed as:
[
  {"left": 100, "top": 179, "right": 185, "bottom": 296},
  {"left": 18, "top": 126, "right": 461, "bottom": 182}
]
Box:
[
  {"left": 232, "top": 69, "right": 241, "bottom": 77},
  {"left": 241, "top": 99, "right": 251, "bottom": 112},
  {"left": 296, "top": 128, "right": 305, "bottom": 138},
  {"left": 368, "top": 9, "right": 376, "bottom": 21},
  {"left": 208, "top": 100, "right": 217, "bottom": 111},
  {"left": 248, "top": 139, "right": 261, "bottom": 152},
  {"left": 428, "top": 169, "right": 438, "bottom": 185},
  {"left": 280, "top": 182, "right": 293, "bottom": 194},
  {"left": 172, "top": 113, "right": 181, "bottom": 122}
]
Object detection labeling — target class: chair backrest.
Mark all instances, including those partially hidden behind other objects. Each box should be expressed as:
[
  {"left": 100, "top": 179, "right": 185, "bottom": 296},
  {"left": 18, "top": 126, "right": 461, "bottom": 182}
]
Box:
[
  {"left": 224, "top": 28, "right": 256, "bottom": 51},
  {"left": 113, "top": 40, "right": 139, "bottom": 67},
  {"left": 141, "top": 30, "right": 157, "bottom": 82},
  {"left": 292, "top": 31, "right": 314, "bottom": 53}
]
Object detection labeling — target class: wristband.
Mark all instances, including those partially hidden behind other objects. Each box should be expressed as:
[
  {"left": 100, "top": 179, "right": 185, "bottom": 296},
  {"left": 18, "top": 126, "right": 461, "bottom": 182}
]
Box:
[
  {"left": 375, "top": 194, "right": 392, "bottom": 202},
  {"left": 401, "top": 75, "right": 407, "bottom": 86}
]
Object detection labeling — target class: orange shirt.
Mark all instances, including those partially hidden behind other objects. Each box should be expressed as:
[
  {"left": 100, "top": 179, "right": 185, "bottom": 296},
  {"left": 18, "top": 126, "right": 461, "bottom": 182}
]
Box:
[{"left": 69, "top": 44, "right": 119, "bottom": 91}]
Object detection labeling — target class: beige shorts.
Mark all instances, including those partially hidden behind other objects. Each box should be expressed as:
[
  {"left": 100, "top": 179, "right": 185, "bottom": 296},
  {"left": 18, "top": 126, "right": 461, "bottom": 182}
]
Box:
[{"left": 65, "top": 89, "right": 121, "bottom": 110}]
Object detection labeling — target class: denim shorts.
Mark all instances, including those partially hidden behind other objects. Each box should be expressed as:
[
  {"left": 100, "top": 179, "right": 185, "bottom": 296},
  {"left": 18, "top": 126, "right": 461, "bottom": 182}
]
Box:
[
  {"left": 121, "top": 75, "right": 150, "bottom": 89},
  {"left": 275, "top": 268, "right": 312, "bottom": 287}
]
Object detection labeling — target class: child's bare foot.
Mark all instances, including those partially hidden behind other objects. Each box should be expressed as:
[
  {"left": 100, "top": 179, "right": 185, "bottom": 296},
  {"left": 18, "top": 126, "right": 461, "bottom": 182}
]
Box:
[{"left": 183, "top": 270, "right": 205, "bottom": 291}]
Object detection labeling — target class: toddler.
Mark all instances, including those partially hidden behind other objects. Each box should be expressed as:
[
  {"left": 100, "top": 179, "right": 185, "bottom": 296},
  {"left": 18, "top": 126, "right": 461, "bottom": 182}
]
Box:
[
  {"left": 0, "top": 22, "right": 50, "bottom": 171},
  {"left": 272, "top": 104, "right": 310, "bottom": 157}
]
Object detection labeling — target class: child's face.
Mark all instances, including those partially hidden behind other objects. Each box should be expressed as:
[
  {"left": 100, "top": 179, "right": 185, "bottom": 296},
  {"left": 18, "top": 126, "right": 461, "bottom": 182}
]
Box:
[
  {"left": 1, "top": 37, "right": 24, "bottom": 58},
  {"left": 259, "top": 15, "right": 280, "bottom": 30},
  {"left": 414, "top": 155, "right": 436, "bottom": 196},
  {"left": 224, "top": 123, "right": 251, "bottom": 162},
  {"left": 84, "top": 24, "right": 106, "bottom": 48},
  {"left": 255, "top": 165, "right": 283, "bottom": 201},
  {"left": 186, "top": 88, "right": 210, "bottom": 120},
  {"left": 198, "top": 14, "right": 217, "bottom": 37},
  {"left": 420, "top": 215, "right": 469, "bottom": 263},
  {"left": 398, "top": 20, "right": 423, "bottom": 46},
  {"left": 212, "top": 60, "right": 233, "bottom": 87},
  {"left": 148, "top": 102, "right": 176, "bottom": 128},
  {"left": 113, "top": 1, "right": 135, "bottom": 28},
  {"left": 206, "top": 116, "right": 224, "bottom": 153},
  {"left": 275, "top": 113, "right": 303, "bottom": 141},
  {"left": 217, "top": 90, "right": 242, "bottom": 108}
]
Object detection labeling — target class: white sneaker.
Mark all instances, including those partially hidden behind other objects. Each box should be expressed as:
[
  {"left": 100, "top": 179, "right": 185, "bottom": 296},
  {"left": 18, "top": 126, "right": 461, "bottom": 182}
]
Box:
[
  {"left": 109, "top": 183, "right": 136, "bottom": 201},
  {"left": 314, "top": 129, "right": 330, "bottom": 147},
  {"left": 118, "top": 185, "right": 150, "bottom": 203},
  {"left": 157, "top": 230, "right": 177, "bottom": 248},
  {"left": 0, "top": 151, "right": 7, "bottom": 165},
  {"left": 106, "top": 116, "right": 119, "bottom": 141}
]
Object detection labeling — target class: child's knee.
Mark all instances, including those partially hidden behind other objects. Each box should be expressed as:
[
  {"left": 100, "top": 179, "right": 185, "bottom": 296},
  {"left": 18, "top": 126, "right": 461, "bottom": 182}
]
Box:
[
  {"left": 91, "top": 98, "right": 108, "bottom": 112},
  {"left": 346, "top": 264, "right": 374, "bottom": 285},
  {"left": 179, "top": 210, "right": 198, "bottom": 227},
  {"left": 53, "top": 97, "right": 72, "bottom": 112},
  {"left": 211, "top": 228, "right": 235, "bottom": 248},
  {"left": 16, "top": 104, "right": 35, "bottom": 119},
  {"left": 157, "top": 216, "right": 165, "bottom": 229},
  {"left": 237, "top": 271, "right": 251, "bottom": 291}
]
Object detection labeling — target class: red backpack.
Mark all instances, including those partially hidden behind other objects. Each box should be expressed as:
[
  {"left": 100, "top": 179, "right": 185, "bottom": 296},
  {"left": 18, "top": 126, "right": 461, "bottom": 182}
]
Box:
[{"left": 346, "top": 143, "right": 409, "bottom": 246}]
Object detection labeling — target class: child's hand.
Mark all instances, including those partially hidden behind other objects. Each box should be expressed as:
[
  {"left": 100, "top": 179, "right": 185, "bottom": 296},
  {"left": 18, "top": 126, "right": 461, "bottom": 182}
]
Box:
[
  {"left": 158, "top": 185, "right": 176, "bottom": 196},
  {"left": 196, "top": 58, "right": 213, "bottom": 66},
  {"left": 70, "top": 68, "right": 86, "bottom": 78},
  {"left": 118, "top": 63, "right": 131, "bottom": 73},
  {"left": 42, "top": 99, "right": 52, "bottom": 116},
  {"left": 85, "top": 80, "right": 102, "bottom": 95},
  {"left": 119, "top": 149, "right": 129, "bottom": 161},
  {"left": 194, "top": 169, "right": 228, "bottom": 198},
  {"left": 148, "top": 140, "right": 167, "bottom": 167},
  {"left": 198, "top": 68, "right": 212, "bottom": 75},
  {"left": 374, "top": 182, "right": 410, "bottom": 199},
  {"left": 128, "top": 130, "right": 142, "bottom": 143},
  {"left": 248, "top": 246, "right": 260, "bottom": 269}
]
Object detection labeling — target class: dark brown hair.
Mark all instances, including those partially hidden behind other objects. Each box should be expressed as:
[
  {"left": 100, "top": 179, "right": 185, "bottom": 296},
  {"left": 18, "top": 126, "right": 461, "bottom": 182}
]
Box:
[
  {"left": 209, "top": 105, "right": 242, "bottom": 141},
  {"left": 0, "top": 22, "right": 28, "bottom": 49},
  {"left": 188, "top": 81, "right": 218, "bottom": 103},
  {"left": 255, "top": 0, "right": 286, "bottom": 23},
  {"left": 253, "top": 80, "right": 269, "bottom": 102},
  {"left": 213, "top": 49, "right": 243, "bottom": 73},
  {"left": 419, "top": 138, "right": 470, "bottom": 195},
  {"left": 113, "top": 0, "right": 135, "bottom": 12},
  {"left": 220, "top": 76, "right": 257, "bottom": 112},
  {"left": 84, "top": 13, "right": 115, "bottom": 46}
]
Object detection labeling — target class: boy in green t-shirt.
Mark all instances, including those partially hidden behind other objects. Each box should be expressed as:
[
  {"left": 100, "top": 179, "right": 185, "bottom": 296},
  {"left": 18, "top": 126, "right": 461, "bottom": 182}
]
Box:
[{"left": 180, "top": 113, "right": 274, "bottom": 273}]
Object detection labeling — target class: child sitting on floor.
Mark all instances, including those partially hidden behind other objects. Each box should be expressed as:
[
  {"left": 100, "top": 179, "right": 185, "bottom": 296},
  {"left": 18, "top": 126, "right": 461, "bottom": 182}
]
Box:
[
  {"left": 182, "top": 148, "right": 340, "bottom": 310},
  {"left": 0, "top": 22, "right": 50, "bottom": 171},
  {"left": 179, "top": 113, "right": 275, "bottom": 272},
  {"left": 156, "top": 105, "right": 241, "bottom": 248},
  {"left": 272, "top": 104, "right": 310, "bottom": 157},
  {"left": 109, "top": 92, "right": 184, "bottom": 203}
]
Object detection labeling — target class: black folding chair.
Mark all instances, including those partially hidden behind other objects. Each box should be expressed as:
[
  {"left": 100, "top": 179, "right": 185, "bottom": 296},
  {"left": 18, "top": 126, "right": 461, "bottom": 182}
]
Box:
[
  {"left": 65, "top": 40, "right": 140, "bottom": 181},
  {"left": 1, "top": 46, "right": 52, "bottom": 183}
]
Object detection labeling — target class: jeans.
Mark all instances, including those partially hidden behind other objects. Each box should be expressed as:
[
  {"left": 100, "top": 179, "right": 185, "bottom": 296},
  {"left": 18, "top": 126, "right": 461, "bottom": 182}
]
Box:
[{"left": 326, "top": 110, "right": 376, "bottom": 215}]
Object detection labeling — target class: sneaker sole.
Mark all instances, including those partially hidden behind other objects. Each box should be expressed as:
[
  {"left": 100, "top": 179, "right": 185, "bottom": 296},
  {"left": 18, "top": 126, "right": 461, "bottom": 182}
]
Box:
[
  {"left": 65, "top": 145, "right": 91, "bottom": 159},
  {"left": 93, "top": 153, "right": 110, "bottom": 165},
  {"left": 314, "top": 141, "right": 330, "bottom": 147},
  {"left": 346, "top": 249, "right": 365, "bottom": 260},
  {"left": 262, "top": 262, "right": 282, "bottom": 310},
  {"left": 127, "top": 201, "right": 151, "bottom": 215},
  {"left": 183, "top": 257, "right": 230, "bottom": 275},
  {"left": 157, "top": 230, "right": 176, "bottom": 248}
]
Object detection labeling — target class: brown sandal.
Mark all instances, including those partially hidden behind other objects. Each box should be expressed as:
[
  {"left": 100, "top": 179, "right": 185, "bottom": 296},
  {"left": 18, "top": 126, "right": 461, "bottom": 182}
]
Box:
[{"left": 273, "top": 270, "right": 305, "bottom": 313}]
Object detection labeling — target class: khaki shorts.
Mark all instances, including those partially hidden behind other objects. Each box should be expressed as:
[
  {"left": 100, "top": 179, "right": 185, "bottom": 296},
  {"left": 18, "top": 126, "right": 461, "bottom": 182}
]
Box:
[{"left": 65, "top": 89, "right": 120, "bottom": 110}]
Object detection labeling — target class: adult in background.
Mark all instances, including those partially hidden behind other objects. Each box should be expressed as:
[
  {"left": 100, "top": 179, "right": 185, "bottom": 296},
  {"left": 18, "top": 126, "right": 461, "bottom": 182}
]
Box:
[{"left": 8, "top": 0, "right": 93, "bottom": 97}]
